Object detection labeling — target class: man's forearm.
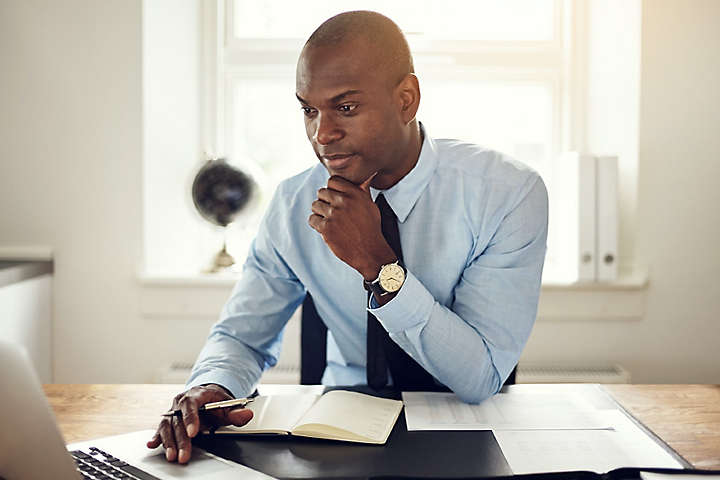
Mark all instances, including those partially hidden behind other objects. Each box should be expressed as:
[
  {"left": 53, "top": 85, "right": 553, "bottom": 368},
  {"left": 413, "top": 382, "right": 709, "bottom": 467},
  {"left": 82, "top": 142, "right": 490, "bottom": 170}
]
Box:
[{"left": 368, "top": 270, "right": 538, "bottom": 404}]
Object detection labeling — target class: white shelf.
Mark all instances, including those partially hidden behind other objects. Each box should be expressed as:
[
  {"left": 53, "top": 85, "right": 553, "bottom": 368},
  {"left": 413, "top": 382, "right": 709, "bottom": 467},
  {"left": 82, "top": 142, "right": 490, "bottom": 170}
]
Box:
[{"left": 0, "top": 245, "right": 54, "bottom": 261}]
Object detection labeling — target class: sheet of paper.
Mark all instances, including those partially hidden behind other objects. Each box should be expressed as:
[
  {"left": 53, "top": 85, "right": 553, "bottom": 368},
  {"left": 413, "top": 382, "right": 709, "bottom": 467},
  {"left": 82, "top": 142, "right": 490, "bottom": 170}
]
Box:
[
  {"left": 402, "top": 391, "right": 612, "bottom": 431},
  {"left": 642, "top": 474, "right": 720, "bottom": 480},
  {"left": 494, "top": 411, "right": 683, "bottom": 474}
]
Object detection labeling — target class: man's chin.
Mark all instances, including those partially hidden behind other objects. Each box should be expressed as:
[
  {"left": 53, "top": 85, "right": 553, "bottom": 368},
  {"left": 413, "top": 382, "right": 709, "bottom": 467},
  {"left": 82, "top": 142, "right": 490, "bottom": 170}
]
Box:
[{"left": 324, "top": 167, "right": 370, "bottom": 186}]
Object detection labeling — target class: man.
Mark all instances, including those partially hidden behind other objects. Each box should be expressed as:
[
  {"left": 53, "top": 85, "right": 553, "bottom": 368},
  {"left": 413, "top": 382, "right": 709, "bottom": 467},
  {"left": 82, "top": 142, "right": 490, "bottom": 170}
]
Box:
[{"left": 148, "top": 10, "right": 548, "bottom": 464}]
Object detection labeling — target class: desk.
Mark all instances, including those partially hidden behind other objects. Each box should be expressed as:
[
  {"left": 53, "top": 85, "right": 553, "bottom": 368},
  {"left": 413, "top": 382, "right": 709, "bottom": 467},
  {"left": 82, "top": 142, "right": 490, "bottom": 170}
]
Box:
[{"left": 44, "top": 384, "right": 720, "bottom": 471}]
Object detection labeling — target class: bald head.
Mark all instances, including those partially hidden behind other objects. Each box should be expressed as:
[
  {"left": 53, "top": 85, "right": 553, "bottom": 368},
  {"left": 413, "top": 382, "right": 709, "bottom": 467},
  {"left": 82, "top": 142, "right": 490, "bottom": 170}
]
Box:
[{"left": 303, "top": 10, "right": 414, "bottom": 86}]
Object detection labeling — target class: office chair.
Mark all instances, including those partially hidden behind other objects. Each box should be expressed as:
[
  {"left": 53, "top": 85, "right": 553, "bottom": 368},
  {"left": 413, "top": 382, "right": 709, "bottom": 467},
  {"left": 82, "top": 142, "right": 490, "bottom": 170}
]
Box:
[{"left": 300, "top": 293, "right": 517, "bottom": 387}]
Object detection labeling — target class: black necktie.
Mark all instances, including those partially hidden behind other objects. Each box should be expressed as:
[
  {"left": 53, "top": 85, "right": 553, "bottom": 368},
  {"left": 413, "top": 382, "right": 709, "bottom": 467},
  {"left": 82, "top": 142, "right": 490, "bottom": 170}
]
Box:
[{"left": 366, "top": 194, "right": 447, "bottom": 391}]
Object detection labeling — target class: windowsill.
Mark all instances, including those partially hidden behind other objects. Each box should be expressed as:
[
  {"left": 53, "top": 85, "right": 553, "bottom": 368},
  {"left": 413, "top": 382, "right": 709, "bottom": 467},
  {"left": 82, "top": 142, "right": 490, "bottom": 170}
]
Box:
[
  {"left": 138, "top": 267, "right": 648, "bottom": 290},
  {"left": 541, "top": 267, "right": 648, "bottom": 291},
  {"left": 138, "top": 271, "right": 242, "bottom": 288},
  {"left": 138, "top": 267, "right": 649, "bottom": 321}
]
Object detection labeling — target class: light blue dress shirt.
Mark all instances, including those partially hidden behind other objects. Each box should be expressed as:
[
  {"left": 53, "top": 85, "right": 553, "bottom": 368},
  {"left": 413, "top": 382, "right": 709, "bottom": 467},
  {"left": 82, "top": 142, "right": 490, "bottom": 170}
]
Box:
[{"left": 187, "top": 125, "right": 548, "bottom": 404}]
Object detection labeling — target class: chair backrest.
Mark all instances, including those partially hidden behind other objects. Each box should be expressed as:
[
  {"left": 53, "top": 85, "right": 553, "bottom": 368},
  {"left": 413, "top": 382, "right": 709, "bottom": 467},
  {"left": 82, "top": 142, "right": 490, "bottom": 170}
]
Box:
[
  {"left": 300, "top": 293, "right": 517, "bottom": 387},
  {"left": 300, "top": 293, "right": 327, "bottom": 385}
]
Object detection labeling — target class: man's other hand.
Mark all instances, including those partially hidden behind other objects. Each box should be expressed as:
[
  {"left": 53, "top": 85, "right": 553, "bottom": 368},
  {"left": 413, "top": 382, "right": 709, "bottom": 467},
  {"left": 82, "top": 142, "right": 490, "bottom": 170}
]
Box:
[
  {"left": 309, "top": 174, "right": 396, "bottom": 280},
  {"left": 146, "top": 384, "right": 253, "bottom": 464}
]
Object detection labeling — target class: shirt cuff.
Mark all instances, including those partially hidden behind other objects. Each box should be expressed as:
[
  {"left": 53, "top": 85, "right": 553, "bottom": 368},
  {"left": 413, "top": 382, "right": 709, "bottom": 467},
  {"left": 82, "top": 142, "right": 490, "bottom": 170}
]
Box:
[
  {"left": 367, "top": 270, "right": 434, "bottom": 334},
  {"left": 185, "top": 371, "right": 255, "bottom": 400}
]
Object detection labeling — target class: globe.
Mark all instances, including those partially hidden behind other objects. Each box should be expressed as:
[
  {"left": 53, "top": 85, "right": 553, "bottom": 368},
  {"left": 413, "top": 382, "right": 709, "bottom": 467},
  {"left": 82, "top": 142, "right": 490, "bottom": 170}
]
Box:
[{"left": 191, "top": 158, "right": 257, "bottom": 272}]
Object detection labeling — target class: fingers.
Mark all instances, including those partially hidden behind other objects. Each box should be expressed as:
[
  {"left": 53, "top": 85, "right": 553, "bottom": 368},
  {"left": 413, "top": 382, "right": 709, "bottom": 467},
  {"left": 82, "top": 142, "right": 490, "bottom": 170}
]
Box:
[
  {"left": 328, "top": 174, "right": 375, "bottom": 194},
  {"left": 146, "top": 432, "right": 161, "bottom": 449},
  {"left": 152, "top": 403, "right": 196, "bottom": 464},
  {"left": 155, "top": 416, "right": 176, "bottom": 461},
  {"left": 211, "top": 406, "right": 254, "bottom": 427},
  {"left": 147, "top": 408, "right": 247, "bottom": 465},
  {"left": 311, "top": 199, "right": 332, "bottom": 218},
  {"left": 320, "top": 174, "right": 374, "bottom": 206},
  {"left": 308, "top": 213, "right": 326, "bottom": 233},
  {"left": 317, "top": 187, "right": 345, "bottom": 205},
  {"left": 359, "top": 171, "right": 378, "bottom": 193},
  {"left": 326, "top": 175, "right": 356, "bottom": 192},
  {"left": 228, "top": 408, "right": 254, "bottom": 426},
  {"left": 171, "top": 415, "right": 193, "bottom": 464},
  {"left": 178, "top": 395, "right": 199, "bottom": 438},
  {"left": 148, "top": 385, "right": 240, "bottom": 464}
]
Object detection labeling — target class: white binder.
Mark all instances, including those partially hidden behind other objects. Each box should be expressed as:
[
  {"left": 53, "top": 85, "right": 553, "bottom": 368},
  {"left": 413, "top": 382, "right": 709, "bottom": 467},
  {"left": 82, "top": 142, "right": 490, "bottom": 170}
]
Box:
[
  {"left": 596, "top": 156, "right": 619, "bottom": 281},
  {"left": 556, "top": 152, "right": 597, "bottom": 282}
]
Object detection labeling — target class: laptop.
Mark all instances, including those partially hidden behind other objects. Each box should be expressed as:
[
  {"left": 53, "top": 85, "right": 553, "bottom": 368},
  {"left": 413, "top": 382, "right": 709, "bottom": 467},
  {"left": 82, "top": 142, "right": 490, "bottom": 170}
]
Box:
[{"left": 0, "top": 340, "right": 275, "bottom": 480}]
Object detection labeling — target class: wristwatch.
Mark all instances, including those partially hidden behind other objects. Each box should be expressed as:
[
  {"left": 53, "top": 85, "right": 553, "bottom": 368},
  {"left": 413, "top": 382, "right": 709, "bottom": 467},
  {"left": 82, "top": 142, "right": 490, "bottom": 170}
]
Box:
[{"left": 363, "top": 260, "right": 407, "bottom": 297}]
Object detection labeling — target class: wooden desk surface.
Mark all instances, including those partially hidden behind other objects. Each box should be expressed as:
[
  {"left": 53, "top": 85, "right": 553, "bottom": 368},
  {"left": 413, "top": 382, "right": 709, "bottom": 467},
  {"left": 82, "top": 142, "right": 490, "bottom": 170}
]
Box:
[
  {"left": 44, "top": 384, "right": 720, "bottom": 469},
  {"left": 604, "top": 384, "right": 720, "bottom": 469}
]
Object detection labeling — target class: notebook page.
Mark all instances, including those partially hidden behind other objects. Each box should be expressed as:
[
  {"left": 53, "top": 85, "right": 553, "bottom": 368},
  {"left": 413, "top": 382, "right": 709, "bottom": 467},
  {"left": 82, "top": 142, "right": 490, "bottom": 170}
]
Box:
[
  {"left": 293, "top": 391, "right": 403, "bottom": 442},
  {"left": 216, "top": 394, "right": 320, "bottom": 434}
]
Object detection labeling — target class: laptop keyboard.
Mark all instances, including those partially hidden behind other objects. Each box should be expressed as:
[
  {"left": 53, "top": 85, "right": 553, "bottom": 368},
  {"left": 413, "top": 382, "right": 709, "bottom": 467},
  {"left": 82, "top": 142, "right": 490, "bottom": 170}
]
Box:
[{"left": 71, "top": 447, "right": 160, "bottom": 480}]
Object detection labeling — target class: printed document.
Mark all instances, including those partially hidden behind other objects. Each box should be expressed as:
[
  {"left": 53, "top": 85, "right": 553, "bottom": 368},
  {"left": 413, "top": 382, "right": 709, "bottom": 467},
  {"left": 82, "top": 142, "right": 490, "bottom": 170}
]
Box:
[
  {"left": 493, "top": 411, "right": 683, "bottom": 474},
  {"left": 402, "top": 391, "right": 612, "bottom": 431}
]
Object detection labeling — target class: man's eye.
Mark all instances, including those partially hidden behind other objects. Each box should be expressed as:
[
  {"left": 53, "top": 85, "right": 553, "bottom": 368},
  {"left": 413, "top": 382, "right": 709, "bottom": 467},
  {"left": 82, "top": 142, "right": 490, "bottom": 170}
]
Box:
[
  {"left": 301, "top": 107, "right": 316, "bottom": 116},
  {"left": 338, "top": 104, "right": 358, "bottom": 113}
]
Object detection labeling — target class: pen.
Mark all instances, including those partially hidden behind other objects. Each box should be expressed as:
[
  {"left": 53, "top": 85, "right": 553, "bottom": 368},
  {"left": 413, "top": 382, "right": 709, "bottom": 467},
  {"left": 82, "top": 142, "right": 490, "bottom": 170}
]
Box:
[{"left": 161, "top": 397, "right": 254, "bottom": 417}]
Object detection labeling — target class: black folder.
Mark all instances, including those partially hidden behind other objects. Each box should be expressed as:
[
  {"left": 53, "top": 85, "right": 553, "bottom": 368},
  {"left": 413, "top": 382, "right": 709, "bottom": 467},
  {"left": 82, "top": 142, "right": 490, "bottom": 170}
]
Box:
[{"left": 192, "top": 386, "right": 707, "bottom": 480}]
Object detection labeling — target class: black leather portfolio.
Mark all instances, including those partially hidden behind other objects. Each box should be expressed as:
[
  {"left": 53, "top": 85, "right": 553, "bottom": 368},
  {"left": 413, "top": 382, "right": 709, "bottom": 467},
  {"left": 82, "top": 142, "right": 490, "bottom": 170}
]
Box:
[
  {"left": 192, "top": 386, "right": 703, "bottom": 480},
  {"left": 195, "top": 408, "right": 511, "bottom": 479},
  {"left": 193, "top": 387, "right": 512, "bottom": 479}
]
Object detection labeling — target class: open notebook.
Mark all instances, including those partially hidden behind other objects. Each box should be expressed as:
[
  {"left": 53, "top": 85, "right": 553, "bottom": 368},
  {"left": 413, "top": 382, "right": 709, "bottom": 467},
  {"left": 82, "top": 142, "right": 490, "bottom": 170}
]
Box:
[{"left": 210, "top": 390, "right": 403, "bottom": 445}]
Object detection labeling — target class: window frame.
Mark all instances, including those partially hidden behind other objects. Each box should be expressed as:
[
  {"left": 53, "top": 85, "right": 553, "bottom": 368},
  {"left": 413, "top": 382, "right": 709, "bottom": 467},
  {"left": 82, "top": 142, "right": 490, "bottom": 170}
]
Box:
[{"left": 202, "top": 0, "right": 588, "bottom": 277}]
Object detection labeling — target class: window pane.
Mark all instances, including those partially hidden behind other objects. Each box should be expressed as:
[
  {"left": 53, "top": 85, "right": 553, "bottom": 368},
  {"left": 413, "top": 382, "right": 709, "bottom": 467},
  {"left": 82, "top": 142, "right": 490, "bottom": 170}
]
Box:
[
  {"left": 233, "top": 0, "right": 555, "bottom": 42},
  {"left": 229, "top": 74, "right": 553, "bottom": 198},
  {"left": 417, "top": 78, "right": 553, "bottom": 179},
  {"left": 229, "top": 74, "right": 555, "bottom": 270},
  {"left": 230, "top": 76, "right": 317, "bottom": 206}
]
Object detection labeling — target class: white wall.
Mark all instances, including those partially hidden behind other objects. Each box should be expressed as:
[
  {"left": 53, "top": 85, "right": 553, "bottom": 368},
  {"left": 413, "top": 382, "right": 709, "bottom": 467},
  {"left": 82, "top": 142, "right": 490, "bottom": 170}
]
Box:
[
  {"left": 0, "top": 0, "right": 149, "bottom": 383},
  {"left": 1, "top": 0, "right": 718, "bottom": 384},
  {"left": 521, "top": 0, "right": 720, "bottom": 383}
]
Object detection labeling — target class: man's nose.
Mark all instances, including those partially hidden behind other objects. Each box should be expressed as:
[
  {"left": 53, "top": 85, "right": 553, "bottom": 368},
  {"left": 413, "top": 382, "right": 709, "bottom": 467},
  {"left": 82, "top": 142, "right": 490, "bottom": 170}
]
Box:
[{"left": 313, "top": 113, "right": 344, "bottom": 146}]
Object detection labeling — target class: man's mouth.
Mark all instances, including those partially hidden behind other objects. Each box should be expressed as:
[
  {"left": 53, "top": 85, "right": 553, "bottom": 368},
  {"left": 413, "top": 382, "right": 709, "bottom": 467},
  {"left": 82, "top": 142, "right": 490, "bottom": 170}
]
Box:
[{"left": 322, "top": 153, "right": 355, "bottom": 169}]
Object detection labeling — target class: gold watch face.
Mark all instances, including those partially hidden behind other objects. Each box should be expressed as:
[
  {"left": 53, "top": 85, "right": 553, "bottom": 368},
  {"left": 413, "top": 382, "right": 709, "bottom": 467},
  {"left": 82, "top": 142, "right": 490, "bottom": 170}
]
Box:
[{"left": 379, "top": 263, "right": 405, "bottom": 293}]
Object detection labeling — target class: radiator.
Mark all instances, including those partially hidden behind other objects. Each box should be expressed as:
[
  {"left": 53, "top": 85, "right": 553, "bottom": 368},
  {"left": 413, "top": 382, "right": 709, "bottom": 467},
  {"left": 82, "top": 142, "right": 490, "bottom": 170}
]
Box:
[
  {"left": 516, "top": 364, "right": 631, "bottom": 384},
  {"left": 157, "top": 363, "right": 630, "bottom": 385},
  {"left": 155, "top": 362, "right": 301, "bottom": 384}
]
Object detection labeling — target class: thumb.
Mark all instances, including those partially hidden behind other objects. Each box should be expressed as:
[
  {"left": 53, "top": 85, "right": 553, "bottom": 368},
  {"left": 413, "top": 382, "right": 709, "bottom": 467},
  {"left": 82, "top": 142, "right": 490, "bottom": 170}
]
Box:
[
  {"left": 227, "top": 408, "right": 254, "bottom": 427},
  {"left": 359, "top": 171, "right": 377, "bottom": 195}
]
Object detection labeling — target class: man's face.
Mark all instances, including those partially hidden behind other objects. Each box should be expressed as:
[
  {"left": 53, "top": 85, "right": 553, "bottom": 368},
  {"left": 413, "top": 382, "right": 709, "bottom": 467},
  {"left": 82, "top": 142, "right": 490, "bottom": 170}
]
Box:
[{"left": 296, "top": 40, "right": 406, "bottom": 186}]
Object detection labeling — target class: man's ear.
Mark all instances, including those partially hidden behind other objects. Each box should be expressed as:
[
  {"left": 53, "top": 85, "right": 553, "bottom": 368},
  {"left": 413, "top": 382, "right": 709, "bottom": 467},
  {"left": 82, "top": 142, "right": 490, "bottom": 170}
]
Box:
[{"left": 396, "top": 73, "right": 420, "bottom": 125}]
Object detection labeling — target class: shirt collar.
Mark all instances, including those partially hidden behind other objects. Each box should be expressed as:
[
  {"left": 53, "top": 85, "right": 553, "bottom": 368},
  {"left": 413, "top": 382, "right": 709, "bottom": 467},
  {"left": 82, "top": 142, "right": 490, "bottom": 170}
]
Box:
[{"left": 370, "top": 123, "right": 438, "bottom": 223}]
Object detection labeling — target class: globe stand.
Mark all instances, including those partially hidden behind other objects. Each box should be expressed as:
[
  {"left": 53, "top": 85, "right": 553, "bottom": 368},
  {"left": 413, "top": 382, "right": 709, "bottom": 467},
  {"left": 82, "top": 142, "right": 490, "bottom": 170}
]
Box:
[{"left": 205, "top": 237, "right": 236, "bottom": 274}]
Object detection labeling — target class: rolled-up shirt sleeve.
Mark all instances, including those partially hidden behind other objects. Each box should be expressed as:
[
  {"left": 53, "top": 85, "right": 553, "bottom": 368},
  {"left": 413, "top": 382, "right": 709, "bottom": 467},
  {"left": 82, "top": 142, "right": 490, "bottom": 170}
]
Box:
[{"left": 369, "top": 175, "right": 548, "bottom": 404}]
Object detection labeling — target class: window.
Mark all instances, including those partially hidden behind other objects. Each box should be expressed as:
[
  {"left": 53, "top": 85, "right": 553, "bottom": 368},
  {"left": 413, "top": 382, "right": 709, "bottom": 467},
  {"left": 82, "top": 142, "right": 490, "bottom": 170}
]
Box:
[
  {"left": 143, "top": 0, "right": 641, "bottom": 281},
  {"left": 216, "top": 0, "right": 568, "bottom": 274}
]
